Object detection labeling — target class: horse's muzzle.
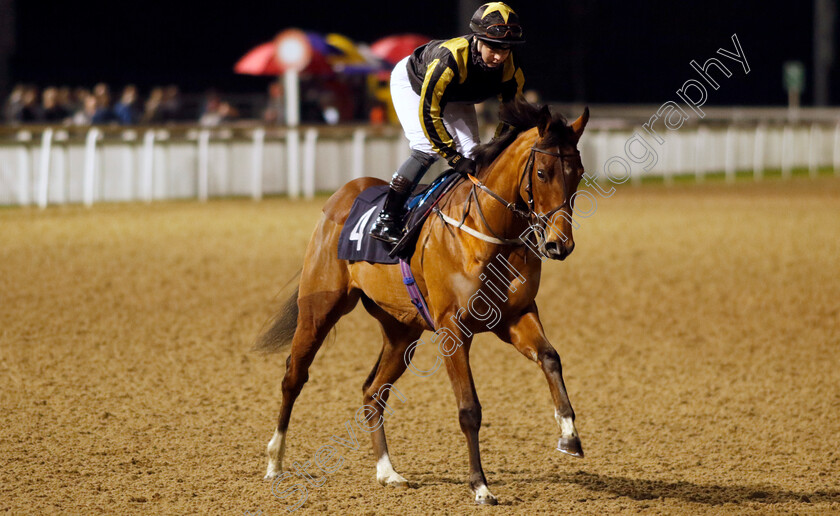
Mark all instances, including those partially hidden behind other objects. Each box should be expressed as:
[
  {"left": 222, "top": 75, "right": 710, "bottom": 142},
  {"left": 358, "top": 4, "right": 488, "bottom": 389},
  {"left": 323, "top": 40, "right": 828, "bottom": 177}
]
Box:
[{"left": 542, "top": 240, "right": 575, "bottom": 261}]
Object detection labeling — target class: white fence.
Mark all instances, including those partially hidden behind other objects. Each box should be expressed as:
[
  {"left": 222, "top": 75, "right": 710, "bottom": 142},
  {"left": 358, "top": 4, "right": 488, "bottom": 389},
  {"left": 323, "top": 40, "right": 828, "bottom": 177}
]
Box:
[
  {"left": 580, "top": 121, "right": 840, "bottom": 185},
  {"left": 0, "top": 125, "right": 418, "bottom": 207},
  {"left": 1, "top": 117, "right": 840, "bottom": 207}
]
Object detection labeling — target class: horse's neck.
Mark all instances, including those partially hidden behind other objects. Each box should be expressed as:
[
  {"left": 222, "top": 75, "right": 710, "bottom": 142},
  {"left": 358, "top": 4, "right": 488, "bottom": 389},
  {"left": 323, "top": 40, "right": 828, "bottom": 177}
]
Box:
[
  {"left": 430, "top": 130, "right": 541, "bottom": 277},
  {"left": 468, "top": 130, "right": 537, "bottom": 240},
  {"left": 480, "top": 130, "right": 536, "bottom": 199}
]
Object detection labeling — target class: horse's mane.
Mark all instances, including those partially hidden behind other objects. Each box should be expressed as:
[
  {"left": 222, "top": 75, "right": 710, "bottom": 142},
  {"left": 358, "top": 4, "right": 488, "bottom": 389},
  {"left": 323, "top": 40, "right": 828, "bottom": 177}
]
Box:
[{"left": 473, "top": 99, "right": 574, "bottom": 171}]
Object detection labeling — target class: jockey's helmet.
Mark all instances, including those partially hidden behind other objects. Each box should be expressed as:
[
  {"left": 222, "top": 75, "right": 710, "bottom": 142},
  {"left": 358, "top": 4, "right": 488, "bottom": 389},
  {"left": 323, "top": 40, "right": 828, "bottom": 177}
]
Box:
[{"left": 470, "top": 2, "right": 525, "bottom": 46}]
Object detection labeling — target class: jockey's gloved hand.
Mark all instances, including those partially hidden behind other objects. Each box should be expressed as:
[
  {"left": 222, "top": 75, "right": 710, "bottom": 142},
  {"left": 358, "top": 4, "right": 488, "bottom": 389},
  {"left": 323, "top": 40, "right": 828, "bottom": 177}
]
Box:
[{"left": 449, "top": 155, "right": 476, "bottom": 176}]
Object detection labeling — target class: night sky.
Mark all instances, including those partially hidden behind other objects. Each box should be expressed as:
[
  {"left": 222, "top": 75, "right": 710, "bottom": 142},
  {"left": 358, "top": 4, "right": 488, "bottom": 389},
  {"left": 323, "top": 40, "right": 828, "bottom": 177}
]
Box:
[{"left": 9, "top": 0, "right": 831, "bottom": 105}]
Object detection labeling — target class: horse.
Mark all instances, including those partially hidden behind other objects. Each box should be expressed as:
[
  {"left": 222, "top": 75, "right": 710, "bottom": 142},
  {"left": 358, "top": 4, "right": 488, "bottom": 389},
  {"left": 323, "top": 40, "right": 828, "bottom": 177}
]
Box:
[{"left": 256, "top": 99, "right": 590, "bottom": 506}]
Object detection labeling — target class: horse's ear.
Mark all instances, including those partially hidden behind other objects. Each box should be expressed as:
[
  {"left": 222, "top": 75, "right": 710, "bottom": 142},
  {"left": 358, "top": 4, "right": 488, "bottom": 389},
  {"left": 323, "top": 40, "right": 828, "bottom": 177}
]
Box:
[
  {"left": 537, "top": 105, "right": 552, "bottom": 138},
  {"left": 571, "top": 106, "right": 590, "bottom": 141}
]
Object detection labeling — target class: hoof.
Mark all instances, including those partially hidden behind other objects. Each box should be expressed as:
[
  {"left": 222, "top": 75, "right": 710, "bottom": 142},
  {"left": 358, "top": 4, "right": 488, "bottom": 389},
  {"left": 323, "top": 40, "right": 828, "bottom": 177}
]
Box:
[
  {"left": 377, "top": 473, "right": 409, "bottom": 488},
  {"left": 263, "top": 471, "right": 282, "bottom": 480},
  {"left": 476, "top": 495, "right": 498, "bottom": 506},
  {"left": 474, "top": 485, "right": 498, "bottom": 505},
  {"left": 557, "top": 436, "right": 584, "bottom": 458}
]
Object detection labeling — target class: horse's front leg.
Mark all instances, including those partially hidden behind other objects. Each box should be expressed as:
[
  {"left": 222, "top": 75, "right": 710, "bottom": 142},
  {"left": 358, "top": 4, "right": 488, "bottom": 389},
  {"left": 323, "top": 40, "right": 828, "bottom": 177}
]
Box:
[
  {"left": 434, "top": 329, "right": 498, "bottom": 505},
  {"left": 494, "top": 305, "right": 583, "bottom": 457}
]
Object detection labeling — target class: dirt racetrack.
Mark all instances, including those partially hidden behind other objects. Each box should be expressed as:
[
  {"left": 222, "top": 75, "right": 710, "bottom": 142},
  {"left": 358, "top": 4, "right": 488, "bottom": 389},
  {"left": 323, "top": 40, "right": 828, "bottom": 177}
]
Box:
[{"left": 1, "top": 176, "right": 839, "bottom": 515}]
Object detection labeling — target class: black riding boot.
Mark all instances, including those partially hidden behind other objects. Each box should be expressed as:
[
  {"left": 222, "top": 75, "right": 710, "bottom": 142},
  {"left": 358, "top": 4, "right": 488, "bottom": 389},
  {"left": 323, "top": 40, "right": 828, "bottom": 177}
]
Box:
[
  {"left": 369, "top": 174, "right": 413, "bottom": 243},
  {"left": 369, "top": 151, "right": 436, "bottom": 244}
]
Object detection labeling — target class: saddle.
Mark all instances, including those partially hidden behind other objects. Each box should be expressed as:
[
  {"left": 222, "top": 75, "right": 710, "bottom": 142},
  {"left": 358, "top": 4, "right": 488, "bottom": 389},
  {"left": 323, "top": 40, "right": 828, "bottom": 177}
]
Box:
[{"left": 337, "top": 170, "right": 464, "bottom": 264}]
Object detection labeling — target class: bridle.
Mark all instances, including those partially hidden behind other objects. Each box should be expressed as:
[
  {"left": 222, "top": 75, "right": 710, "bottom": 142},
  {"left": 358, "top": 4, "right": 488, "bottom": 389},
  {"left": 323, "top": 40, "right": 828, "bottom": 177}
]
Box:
[
  {"left": 520, "top": 145, "right": 581, "bottom": 222},
  {"left": 446, "top": 144, "right": 580, "bottom": 245}
]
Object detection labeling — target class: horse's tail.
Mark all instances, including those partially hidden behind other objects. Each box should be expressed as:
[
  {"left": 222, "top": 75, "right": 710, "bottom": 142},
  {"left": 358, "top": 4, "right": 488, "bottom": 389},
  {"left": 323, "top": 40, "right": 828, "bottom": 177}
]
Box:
[{"left": 253, "top": 275, "right": 300, "bottom": 354}]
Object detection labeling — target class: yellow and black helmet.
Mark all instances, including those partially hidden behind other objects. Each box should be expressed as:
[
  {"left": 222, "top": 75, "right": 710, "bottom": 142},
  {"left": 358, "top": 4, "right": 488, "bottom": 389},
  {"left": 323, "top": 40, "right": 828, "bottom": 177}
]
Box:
[{"left": 469, "top": 2, "right": 525, "bottom": 46}]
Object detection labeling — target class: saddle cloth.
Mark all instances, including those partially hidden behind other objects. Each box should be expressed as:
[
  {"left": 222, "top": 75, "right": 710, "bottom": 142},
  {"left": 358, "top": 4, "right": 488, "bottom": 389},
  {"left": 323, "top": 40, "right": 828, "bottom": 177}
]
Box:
[{"left": 337, "top": 171, "right": 462, "bottom": 264}]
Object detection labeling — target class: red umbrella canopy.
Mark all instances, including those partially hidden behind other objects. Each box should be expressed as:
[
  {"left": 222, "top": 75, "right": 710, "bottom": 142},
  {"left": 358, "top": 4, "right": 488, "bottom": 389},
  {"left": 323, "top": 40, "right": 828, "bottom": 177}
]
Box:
[
  {"left": 234, "top": 41, "right": 281, "bottom": 75},
  {"left": 234, "top": 35, "right": 335, "bottom": 76},
  {"left": 370, "top": 34, "right": 432, "bottom": 65}
]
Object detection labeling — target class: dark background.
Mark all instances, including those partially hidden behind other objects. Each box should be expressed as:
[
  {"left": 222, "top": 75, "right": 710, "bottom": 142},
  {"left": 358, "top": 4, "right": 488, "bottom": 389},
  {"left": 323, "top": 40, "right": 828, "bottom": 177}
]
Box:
[{"left": 7, "top": 0, "right": 833, "bottom": 105}]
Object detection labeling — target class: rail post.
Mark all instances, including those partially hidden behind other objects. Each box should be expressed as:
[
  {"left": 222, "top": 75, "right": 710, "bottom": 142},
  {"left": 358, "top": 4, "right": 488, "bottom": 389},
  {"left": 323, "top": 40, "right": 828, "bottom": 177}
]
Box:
[
  {"left": 83, "top": 128, "right": 100, "bottom": 207},
  {"left": 808, "top": 123, "right": 820, "bottom": 178},
  {"left": 834, "top": 122, "right": 840, "bottom": 176},
  {"left": 156, "top": 130, "right": 170, "bottom": 200},
  {"left": 694, "top": 126, "right": 707, "bottom": 183},
  {"left": 16, "top": 132, "right": 31, "bottom": 206},
  {"left": 287, "top": 128, "right": 300, "bottom": 198},
  {"left": 663, "top": 132, "right": 674, "bottom": 186},
  {"left": 352, "top": 128, "right": 366, "bottom": 180},
  {"left": 54, "top": 132, "right": 68, "bottom": 205},
  {"left": 37, "top": 128, "right": 53, "bottom": 209},
  {"left": 141, "top": 130, "right": 155, "bottom": 203},
  {"left": 725, "top": 125, "right": 736, "bottom": 183},
  {"left": 251, "top": 127, "right": 265, "bottom": 201},
  {"left": 303, "top": 127, "right": 318, "bottom": 200},
  {"left": 121, "top": 132, "right": 136, "bottom": 201},
  {"left": 753, "top": 123, "right": 765, "bottom": 181},
  {"left": 197, "top": 129, "right": 210, "bottom": 202},
  {"left": 781, "top": 125, "right": 793, "bottom": 179}
]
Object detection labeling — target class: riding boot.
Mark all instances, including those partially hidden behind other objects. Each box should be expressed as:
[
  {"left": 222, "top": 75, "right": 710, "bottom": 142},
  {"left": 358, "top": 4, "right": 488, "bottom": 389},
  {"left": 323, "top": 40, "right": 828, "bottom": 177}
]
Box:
[
  {"left": 369, "top": 150, "right": 437, "bottom": 244},
  {"left": 369, "top": 174, "right": 413, "bottom": 243}
]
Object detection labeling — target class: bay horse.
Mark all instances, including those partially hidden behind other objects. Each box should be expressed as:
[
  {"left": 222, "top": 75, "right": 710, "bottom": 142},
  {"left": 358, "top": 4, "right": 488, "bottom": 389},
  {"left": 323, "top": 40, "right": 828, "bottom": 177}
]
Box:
[{"left": 256, "top": 99, "right": 590, "bottom": 505}]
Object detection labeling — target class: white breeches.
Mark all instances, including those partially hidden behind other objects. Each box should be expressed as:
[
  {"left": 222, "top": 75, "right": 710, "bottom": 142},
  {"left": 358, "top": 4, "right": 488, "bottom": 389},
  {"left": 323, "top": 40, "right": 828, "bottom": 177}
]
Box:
[{"left": 390, "top": 56, "right": 481, "bottom": 160}]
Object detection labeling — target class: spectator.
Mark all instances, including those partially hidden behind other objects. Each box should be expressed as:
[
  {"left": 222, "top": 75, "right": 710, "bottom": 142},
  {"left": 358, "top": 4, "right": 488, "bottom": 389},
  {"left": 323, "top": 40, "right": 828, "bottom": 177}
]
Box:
[
  {"left": 218, "top": 102, "right": 239, "bottom": 122},
  {"left": 114, "top": 85, "right": 141, "bottom": 125},
  {"left": 72, "top": 93, "right": 97, "bottom": 125},
  {"left": 300, "top": 88, "right": 325, "bottom": 124},
  {"left": 93, "top": 82, "right": 109, "bottom": 99},
  {"left": 91, "top": 83, "right": 116, "bottom": 123},
  {"left": 199, "top": 96, "right": 238, "bottom": 126},
  {"left": 263, "top": 82, "right": 284, "bottom": 124},
  {"left": 142, "top": 87, "right": 164, "bottom": 123},
  {"left": 199, "top": 89, "right": 220, "bottom": 116},
  {"left": 71, "top": 87, "right": 90, "bottom": 114},
  {"left": 56, "top": 87, "right": 72, "bottom": 107},
  {"left": 199, "top": 93, "right": 222, "bottom": 126},
  {"left": 3, "top": 84, "right": 24, "bottom": 122},
  {"left": 16, "top": 86, "right": 43, "bottom": 123},
  {"left": 160, "top": 85, "right": 183, "bottom": 121},
  {"left": 42, "top": 87, "right": 71, "bottom": 123}
]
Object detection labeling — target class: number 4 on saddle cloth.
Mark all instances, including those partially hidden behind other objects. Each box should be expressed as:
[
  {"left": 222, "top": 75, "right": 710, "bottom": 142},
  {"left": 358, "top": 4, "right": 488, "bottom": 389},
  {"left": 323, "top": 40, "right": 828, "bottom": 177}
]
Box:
[{"left": 338, "top": 170, "right": 464, "bottom": 264}]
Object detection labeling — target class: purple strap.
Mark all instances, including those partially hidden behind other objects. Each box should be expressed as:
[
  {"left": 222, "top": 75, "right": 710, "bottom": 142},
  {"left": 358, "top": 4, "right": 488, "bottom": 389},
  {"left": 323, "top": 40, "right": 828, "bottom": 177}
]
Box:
[{"left": 399, "top": 258, "right": 435, "bottom": 330}]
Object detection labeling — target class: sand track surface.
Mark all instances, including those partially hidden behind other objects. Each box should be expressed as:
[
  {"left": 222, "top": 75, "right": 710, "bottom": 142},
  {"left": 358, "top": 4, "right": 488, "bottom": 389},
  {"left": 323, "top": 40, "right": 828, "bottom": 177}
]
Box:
[{"left": 1, "top": 178, "right": 839, "bottom": 515}]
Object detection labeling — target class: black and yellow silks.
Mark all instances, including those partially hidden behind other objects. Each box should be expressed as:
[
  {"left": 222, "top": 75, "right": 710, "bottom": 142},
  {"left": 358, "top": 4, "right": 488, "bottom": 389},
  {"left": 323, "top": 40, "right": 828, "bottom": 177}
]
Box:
[{"left": 405, "top": 35, "right": 525, "bottom": 164}]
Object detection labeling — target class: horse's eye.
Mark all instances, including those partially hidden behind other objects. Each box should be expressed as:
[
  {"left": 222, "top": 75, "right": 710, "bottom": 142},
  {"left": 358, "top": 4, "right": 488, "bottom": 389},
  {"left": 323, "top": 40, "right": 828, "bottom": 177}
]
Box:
[{"left": 536, "top": 169, "right": 547, "bottom": 182}]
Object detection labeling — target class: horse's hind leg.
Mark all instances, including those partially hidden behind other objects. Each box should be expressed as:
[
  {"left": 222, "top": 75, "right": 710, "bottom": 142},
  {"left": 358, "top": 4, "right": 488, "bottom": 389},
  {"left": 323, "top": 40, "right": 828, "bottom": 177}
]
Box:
[
  {"left": 360, "top": 296, "right": 422, "bottom": 487},
  {"left": 265, "top": 287, "right": 360, "bottom": 479}
]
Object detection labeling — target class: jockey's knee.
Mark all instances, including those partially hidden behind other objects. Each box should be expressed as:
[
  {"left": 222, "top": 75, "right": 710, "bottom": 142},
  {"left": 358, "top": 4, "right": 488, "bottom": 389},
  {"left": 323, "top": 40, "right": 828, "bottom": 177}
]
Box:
[
  {"left": 396, "top": 150, "right": 437, "bottom": 183},
  {"left": 410, "top": 149, "right": 437, "bottom": 168}
]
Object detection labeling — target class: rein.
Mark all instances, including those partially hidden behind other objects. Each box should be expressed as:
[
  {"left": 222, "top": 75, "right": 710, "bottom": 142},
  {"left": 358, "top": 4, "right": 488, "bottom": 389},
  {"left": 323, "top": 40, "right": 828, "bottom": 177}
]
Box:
[{"left": 436, "top": 145, "right": 579, "bottom": 245}]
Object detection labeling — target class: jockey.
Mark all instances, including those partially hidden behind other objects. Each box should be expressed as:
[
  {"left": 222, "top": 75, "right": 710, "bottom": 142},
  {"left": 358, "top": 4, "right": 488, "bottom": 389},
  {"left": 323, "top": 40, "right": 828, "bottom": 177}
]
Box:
[{"left": 369, "top": 2, "right": 526, "bottom": 244}]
